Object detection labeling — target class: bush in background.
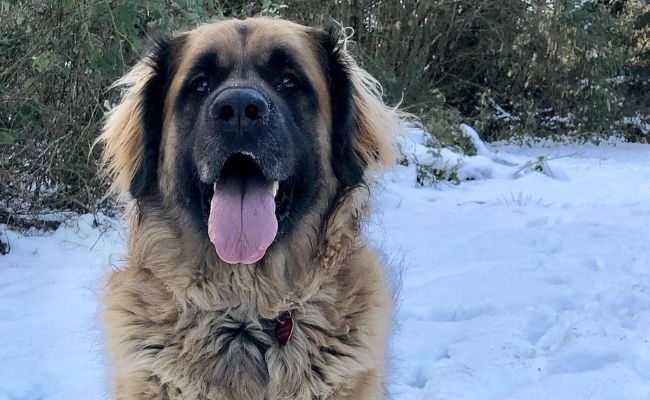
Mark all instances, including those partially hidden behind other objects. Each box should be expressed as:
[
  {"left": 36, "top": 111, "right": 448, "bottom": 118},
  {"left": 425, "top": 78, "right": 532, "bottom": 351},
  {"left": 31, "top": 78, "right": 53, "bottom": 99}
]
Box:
[
  {"left": 281, "top": 0, "right": 648, "bottom": 143},
  {"left": 1, "top": 0, "right": 648, "bottom": 227}
]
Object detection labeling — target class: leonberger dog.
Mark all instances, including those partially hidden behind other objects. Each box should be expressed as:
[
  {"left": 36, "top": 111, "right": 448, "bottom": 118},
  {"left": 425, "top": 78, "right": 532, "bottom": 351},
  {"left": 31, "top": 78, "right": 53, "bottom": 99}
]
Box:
[{"left": 98, "top": 17, "right": 400, "bottom": 400}]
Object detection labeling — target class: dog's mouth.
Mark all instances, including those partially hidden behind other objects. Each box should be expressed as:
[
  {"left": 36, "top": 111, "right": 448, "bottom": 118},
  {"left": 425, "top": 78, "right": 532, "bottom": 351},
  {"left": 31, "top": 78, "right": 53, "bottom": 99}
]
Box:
[{"left": 200, "top": 154, "right": 294, "bottom": 265}]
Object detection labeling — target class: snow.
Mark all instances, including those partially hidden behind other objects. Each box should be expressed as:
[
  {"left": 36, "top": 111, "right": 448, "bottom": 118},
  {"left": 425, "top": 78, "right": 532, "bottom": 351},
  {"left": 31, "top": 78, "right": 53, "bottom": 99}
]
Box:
[
  {"left": 0, "top": 216, "right": 123, "bottom": 400},
  {"left": 624, "top": 114, "right": 650, "bottom": 135},
  {"left": 2, "top": 130, "right": 650, "bottom": 399}
]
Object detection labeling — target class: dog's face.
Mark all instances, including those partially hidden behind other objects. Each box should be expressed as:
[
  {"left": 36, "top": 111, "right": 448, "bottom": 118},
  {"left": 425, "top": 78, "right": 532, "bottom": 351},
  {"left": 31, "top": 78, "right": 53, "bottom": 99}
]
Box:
[
  {"left": 163, "top": 20, "right": 330, "bottom": 264},
  {"left": 101, "top": 18, "right": 398, "bottom": 265}
]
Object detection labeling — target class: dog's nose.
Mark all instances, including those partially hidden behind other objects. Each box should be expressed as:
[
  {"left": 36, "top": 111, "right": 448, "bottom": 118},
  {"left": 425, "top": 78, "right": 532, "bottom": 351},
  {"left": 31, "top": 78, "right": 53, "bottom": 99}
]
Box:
[{"left": 209, "top": 87, "right": 269, "bottom": 133}]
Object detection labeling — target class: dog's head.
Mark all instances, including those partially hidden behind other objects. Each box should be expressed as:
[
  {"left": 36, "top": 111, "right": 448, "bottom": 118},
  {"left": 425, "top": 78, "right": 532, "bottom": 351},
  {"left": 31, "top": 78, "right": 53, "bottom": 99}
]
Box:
[{"left": 99, "top": 18, "right": 399, "bottom": 265}]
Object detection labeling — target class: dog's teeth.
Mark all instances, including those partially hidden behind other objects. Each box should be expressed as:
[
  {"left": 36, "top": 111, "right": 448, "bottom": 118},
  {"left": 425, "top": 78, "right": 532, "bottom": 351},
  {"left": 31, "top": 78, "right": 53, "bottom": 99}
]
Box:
[{"left": 272, "top": 181, "right": 279, "bottom": 197}]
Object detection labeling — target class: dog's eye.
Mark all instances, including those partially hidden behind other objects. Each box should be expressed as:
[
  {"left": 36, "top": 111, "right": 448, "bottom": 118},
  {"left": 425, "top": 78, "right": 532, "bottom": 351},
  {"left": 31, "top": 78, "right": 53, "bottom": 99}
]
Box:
[
  {"left": 278, "top": 73, "right": 298, "bottom": 91},
  {"left": 194, "top": 78, "right": 210, "bottom": 94}
]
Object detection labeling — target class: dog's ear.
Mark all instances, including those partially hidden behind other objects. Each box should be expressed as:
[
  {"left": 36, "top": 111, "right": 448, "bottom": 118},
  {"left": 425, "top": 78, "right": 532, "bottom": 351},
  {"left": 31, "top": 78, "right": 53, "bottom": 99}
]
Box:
[
  {"left": 317, "top": 21, "right": 400, "bottom": 188},
  {"left": 97, "top": 35, "right": 180, "bottom": 199}
]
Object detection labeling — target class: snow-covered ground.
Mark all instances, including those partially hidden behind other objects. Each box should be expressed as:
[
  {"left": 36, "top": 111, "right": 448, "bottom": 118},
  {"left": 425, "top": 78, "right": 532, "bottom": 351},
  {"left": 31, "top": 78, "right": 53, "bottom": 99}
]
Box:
[{"left": 2, "top": 130, "right": 650, "bottom": 399}]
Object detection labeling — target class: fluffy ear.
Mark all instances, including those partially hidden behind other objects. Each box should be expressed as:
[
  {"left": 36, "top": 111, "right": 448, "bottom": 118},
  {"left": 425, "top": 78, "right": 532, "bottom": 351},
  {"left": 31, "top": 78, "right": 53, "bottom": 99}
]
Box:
[
  {"left": 319, "top": 21, "right": 401, "bottom": 188},
  {"left": 96, "top": 37, "right": 175, "bottom": 199}
]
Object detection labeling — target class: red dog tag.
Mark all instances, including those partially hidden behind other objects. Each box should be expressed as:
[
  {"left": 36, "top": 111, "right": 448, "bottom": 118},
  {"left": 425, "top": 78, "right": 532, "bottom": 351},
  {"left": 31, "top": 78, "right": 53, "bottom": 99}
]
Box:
[{"left": 275, "top": 311, "right": 293, "bottom": 347}]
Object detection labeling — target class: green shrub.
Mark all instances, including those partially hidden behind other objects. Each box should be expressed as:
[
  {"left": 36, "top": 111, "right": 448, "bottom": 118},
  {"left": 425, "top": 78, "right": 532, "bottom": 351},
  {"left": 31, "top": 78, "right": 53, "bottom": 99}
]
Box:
[{"left": 1, "top": 0, "right": 647, "bottom": 226}]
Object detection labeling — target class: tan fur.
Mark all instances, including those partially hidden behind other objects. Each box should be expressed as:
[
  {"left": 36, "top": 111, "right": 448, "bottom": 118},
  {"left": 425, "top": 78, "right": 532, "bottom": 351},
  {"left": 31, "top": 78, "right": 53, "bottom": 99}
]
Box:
[
  {"left": 334, "top": 38, "right": 400, "bottom": 173},
  {"left": 96, "top": 62, "right": 157, "bottom": 197},
  {"left": 99, "top": 18, "right": 400, "bottom": 400}
]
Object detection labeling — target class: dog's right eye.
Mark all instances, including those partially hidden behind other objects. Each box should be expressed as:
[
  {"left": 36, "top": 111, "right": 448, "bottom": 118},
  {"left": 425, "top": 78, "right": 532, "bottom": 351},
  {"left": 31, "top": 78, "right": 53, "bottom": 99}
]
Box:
[{"left": 194, "top": 78, "right": 210, "bottom": 94}]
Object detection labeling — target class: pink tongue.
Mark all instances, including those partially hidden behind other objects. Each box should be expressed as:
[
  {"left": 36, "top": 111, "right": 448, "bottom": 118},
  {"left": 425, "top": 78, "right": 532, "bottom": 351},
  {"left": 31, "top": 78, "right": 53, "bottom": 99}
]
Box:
[{"left": 208, "top": 176, "right": 278, "bottom": 265}]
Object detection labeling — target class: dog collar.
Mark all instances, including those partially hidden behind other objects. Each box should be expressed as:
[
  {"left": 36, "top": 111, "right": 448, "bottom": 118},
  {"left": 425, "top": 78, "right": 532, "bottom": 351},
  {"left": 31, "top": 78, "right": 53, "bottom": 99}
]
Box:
[{"left": 275, "top": 310, "right": 293, "bottom": 346}]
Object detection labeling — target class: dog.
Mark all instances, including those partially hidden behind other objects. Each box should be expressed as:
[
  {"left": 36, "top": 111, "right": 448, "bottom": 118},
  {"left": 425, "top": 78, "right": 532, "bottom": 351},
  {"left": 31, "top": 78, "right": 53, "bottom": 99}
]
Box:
[{"left": 98, "top": 17, "right": 400, "bottom": 400}]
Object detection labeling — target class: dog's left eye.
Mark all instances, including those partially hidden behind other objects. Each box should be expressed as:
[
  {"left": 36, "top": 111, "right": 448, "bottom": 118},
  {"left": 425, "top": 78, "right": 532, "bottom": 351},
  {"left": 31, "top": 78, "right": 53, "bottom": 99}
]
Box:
[
  {"left": 194, "top": 78, "right": 210, "bottom": 94},
  {"left": 278, "top": 73, "right": 298, "bottom": 91}
]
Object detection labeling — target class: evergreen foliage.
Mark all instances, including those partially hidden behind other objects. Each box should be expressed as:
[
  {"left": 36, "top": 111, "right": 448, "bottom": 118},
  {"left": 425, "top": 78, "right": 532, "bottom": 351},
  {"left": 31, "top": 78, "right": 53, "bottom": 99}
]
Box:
[{"left": 0, "top": 0, "right": 647, "bottom": 226}]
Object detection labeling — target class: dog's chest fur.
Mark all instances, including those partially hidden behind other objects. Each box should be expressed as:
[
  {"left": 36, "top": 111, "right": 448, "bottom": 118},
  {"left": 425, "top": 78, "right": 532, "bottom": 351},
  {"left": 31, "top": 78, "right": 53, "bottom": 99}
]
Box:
[{"left": 104, "top": 248, "right": 390, "bottom": 400}]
